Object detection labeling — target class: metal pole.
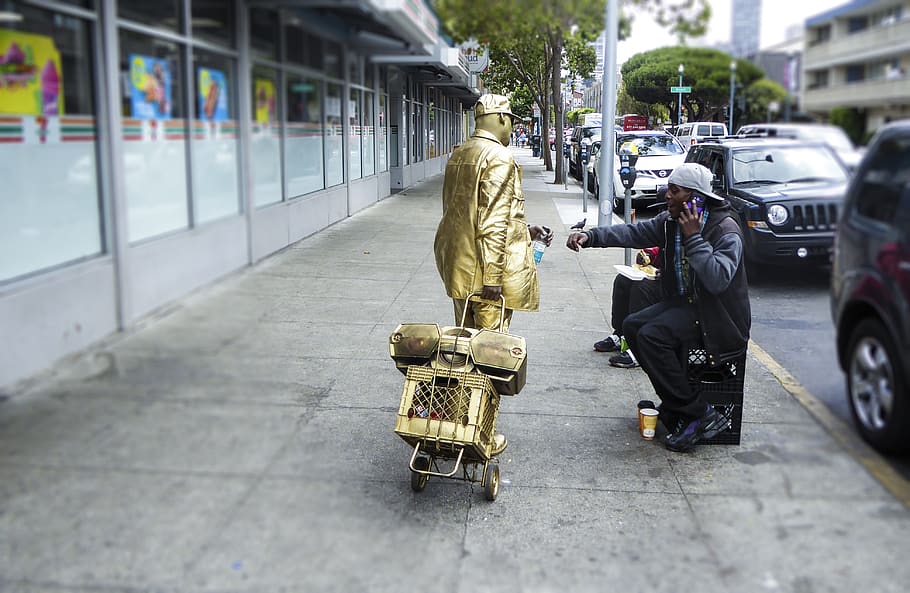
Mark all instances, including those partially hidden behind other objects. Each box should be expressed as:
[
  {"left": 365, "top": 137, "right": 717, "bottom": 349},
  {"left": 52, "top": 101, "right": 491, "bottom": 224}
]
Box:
[
  {"left": 677, "top": 64, "right": 684, "bottom": 125},
  {"left": 562, "top": 84, "right": 567, "bottom": 190},
  {"left": 729, "top": 61, "right": 736, "bottom": 133},
  {"left": 623, "top": 186, "right": 632, "bottom": 265},
  {"left": 597, "top": 0, "right": 618, "bottom": 227},
  {"left": 582, "top": 158, "right": 588, "bottom": 212}
]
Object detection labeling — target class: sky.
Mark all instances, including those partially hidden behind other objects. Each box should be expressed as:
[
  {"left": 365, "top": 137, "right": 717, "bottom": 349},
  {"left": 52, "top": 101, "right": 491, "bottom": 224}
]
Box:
[{"left": 616, "top": 0, "right": 845, "bottom": 64}]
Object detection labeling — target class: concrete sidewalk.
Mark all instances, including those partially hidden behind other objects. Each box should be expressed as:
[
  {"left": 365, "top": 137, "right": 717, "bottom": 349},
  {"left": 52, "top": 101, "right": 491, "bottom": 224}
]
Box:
[{"left": 1, "top": 147, "right": 907, "bottom": 593}]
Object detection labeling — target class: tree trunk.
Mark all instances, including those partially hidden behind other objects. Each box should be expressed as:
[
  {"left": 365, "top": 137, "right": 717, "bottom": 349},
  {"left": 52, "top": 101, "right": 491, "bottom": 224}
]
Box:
[
  {"left": 541, "top": 94, "right": 552, "bottom": 170},
  {"left": 550, "top": 38, "right": 564, "bottom": 184}
]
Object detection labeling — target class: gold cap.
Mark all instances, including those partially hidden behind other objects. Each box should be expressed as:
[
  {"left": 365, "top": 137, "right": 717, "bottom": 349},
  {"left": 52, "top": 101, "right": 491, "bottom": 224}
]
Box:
[{"left": 474, "top": 94, "right": 519, "bottom": 122}]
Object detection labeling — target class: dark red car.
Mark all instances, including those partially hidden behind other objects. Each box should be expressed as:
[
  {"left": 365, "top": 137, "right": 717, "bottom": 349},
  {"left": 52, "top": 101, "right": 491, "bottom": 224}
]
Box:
[{"left": 831, "top": 120, "right": 910, "bottom": 455}]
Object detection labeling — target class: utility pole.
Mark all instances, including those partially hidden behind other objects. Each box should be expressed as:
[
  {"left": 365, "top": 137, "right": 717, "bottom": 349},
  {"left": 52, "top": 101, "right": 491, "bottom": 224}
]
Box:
[
  {"left": 678, "top": 64, "right": 684, "bottom": 125},
  {"left": 597, "top": 0, "right": 618, "bottom": 227}
]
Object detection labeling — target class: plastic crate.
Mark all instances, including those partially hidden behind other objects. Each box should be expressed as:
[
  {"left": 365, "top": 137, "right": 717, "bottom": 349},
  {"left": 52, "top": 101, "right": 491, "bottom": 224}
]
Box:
[
  {"left": 394, "top": 365, "right": 499, "bottom": 460},
  {"left": 686, "top": 349, "right": 746, "bottom": 445}
]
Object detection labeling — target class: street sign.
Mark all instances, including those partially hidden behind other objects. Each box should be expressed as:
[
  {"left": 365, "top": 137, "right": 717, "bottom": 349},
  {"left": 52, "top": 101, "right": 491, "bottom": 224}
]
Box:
[{"left": 671, "top": 86, "right": 692, "bottom": 93}]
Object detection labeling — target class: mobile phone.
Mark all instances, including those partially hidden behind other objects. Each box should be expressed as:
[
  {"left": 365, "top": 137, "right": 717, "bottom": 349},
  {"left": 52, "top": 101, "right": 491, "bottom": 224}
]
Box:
[{"left": 689, "top": 194, "right": 705, "bottom": 215}]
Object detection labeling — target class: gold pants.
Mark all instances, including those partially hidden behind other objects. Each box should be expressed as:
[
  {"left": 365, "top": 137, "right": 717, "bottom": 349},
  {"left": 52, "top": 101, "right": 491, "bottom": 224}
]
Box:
[{"left": 453, "top": 298, "right": 513, "bottom": 332}]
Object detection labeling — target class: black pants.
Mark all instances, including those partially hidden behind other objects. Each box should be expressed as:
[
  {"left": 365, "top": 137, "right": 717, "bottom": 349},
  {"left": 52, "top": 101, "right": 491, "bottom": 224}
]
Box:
[
  {"left": 622, "top": 300, "right": 705, "bottom": 419},
  {"left": 611, "top": 276, "right": 662, "bottom": 335}
]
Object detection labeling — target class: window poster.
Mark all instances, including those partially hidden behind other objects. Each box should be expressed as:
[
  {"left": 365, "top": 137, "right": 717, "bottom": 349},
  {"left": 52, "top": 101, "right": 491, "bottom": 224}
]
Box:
[
  {"left": 0, "top": 29, "right": 64, "bottom": 116},
  {"left": 129, "top": 54, "right": 172, "bottom": 120},
  {"left": 254, "top": 78, "right": 275, "bottom": 124},
  {"left": 198, "top": 67, "right": 228, "bottom": 121}
]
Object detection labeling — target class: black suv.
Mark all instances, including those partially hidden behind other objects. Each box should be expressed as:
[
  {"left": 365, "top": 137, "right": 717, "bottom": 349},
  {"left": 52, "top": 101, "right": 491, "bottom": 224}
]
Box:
[
  {"left": 831, "top": 121, "right": 910, "bottom": 455},
  {"left": 686, "top": 137, "right": 850, "bottom": 266}
]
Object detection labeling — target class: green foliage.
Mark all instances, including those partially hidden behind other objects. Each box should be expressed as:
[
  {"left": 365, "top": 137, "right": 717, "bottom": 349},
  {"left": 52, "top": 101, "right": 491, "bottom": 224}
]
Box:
[
  {"left": 829, "top": 107, "right": 866, "bottom": 145},
  {"left": 739, "top": 78, "right": 787, "bottom": 127},
  {"left": 627, "top": 0, "right": 711, "bottom": 41},
  {"left": 567, "top": 107, "right": 596, "bottom": 126},
  {"left": 622, "top": 46, "right": 763, "bottom": 124},
  {"left": 616, "top": 82, "right": 664, "bottom": 123},
  {"left": 435, "top": 1, "right": 712, "bottom": 177},
  {"left": 509, "top": 86, "right": 535, "bottom": 118}
]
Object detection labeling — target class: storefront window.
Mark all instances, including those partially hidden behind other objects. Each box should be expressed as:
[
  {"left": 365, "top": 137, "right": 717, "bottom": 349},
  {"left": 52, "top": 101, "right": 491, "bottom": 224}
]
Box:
[
  {"left": 428, "top": 101, "right": 436, "bottom": 158},
  {"left": 249, "top": 7, "right": 279, "bottom": 62},
  {"left": 191, "top": 50, "right": 239, "bottom": 224},
  {"left": 251, "top": 65, "right": 282, "bottom": 206},
  {"left": 362, "top": 90, "right": 374, "bottom": 176},
  {"left": 324, "top": 82, "right": 343, "bottom": 187},
  {"left": 323, "top": 40, "right": 342, "bottom": 79},
  {"left": 285, "top": 25, "right": 321, "bottom": 70},
  {"left": 119, "top": 0, "right": 181, "bottom": 32},
  {"left": 0, "top": 4, "right": 102, "bottom": 282},
  {"left": 411, "top": 102, "right": 422, "bottom": 163},
  {"left": 284, "top": 74, "right": 323, "bottom": 197},
  {"left": 378, "top": 93, "right": 387, "bottom": 172},
  {"left": 349, "top": 88, "right": 361, "bottom": 180},
  {"left": 192, "top": 0, "right": 235, "bottom": 48},
  {"left": 348, "top": 54, "right": 362, "bottom": 86},
  {"left": 119, "top": 30, "right": 188, "bottom": 241}
]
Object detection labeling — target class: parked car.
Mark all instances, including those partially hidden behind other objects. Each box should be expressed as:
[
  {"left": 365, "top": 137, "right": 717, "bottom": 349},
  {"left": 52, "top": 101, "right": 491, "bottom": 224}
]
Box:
[
  {"left": 736, "top": 122, "right": 865, "bottom": 172},
  {"left": 685, "top": 136, "right": 849, "bottom": 266},
  {"left": 587, "top": 130, "right": 686, "bottom": 213},
  {"left": 568, "top": 124, "right": 601, "bottom": 179},
  {"left": 830, "top": 120, "right": 910, "bottom": 455},
  {"left": 675, "top": 121, "right": 728, "bottom": 148}
]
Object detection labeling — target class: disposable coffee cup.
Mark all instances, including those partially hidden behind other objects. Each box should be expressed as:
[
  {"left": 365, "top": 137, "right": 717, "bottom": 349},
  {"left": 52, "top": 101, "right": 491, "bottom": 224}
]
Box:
[
  {"left": 639, "top": 408, "right": 659, "bottom": 440},
  {"left": 637, "top": 400, "right": 656, "bottom": 433}
]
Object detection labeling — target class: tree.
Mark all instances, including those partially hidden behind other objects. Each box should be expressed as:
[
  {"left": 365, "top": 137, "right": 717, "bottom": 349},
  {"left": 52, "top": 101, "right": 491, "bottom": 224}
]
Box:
[
  {"left": 616, "top": 81, "right": 668, "bottom": 125},
  {"left": 739, "top": 78, "right": 786, "bottom": 127},
  {"left": 508, "top": 85, "right": 536, "bottom": 119},
  {"left": 829, "top": 107, "right": 866, "bottom": 145},
  {"left": 622, "top": 46, "right": 763, "bottom": 124},
  {"left": 436, "top": 0, "right": 711, "bottom": 184}
]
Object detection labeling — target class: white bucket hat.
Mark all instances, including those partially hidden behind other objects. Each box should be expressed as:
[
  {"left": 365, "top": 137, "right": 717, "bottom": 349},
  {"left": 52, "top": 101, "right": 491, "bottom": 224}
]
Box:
[{"left": 667, "top": 163, "right": 724, "bottom": 201}]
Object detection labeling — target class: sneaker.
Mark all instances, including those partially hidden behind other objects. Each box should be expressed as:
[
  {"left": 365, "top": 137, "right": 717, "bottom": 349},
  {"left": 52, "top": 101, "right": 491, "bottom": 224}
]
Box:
[
  {"left": 490, "top": 433, "right": 508, "bottom": 456},
  {"left": 594, "top": 334, "right": 622, "bottom": 352},
  {"left": 609, "top": 350, "right": 639, "bottom": 368},
  {"left": 664, "top": 405, "right": 730, "bottom": 452}
]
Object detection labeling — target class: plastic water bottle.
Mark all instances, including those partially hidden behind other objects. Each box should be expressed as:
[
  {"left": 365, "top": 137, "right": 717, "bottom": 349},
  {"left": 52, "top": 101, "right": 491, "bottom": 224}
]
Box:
[{"left": 532, "top": 239, "right": 546, "bottom": 264}]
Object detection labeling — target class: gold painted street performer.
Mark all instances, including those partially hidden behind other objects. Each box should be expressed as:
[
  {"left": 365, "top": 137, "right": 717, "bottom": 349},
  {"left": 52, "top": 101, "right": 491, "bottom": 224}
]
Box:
[{"left": 433, "top": 93, "right": 552, "bottom": 456}]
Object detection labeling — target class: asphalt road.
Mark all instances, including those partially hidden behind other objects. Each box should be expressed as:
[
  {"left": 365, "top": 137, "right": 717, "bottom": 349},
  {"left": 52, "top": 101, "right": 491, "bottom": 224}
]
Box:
[{"left": 747, "top": 263, "right": 910, "bottom": 479}]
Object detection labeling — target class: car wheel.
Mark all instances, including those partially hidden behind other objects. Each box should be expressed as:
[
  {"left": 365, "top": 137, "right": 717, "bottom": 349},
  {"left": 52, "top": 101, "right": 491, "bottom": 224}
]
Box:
[
  {"left": 613, "top": 194, "right": 624, "bottom": 214},
  {"left": 845, "top": 318, "right": 909, "bottom": 454}
]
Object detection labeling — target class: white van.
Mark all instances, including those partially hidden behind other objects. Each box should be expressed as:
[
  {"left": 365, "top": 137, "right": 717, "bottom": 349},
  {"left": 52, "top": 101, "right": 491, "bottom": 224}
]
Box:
[{"left": 675, "top": 122, "right": 728, "bottom": 147}]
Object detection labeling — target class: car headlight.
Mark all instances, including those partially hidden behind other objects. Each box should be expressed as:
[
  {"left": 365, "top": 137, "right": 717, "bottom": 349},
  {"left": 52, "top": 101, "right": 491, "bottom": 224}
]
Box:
[{"left": 767, "top": 204, "right": 789, "bottom": 226}]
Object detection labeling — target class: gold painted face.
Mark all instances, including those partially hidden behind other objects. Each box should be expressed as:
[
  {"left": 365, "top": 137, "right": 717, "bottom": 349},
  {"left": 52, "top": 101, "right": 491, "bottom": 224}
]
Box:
[{"left": 476, "top": 112, "right": 515, "bottom": 146}]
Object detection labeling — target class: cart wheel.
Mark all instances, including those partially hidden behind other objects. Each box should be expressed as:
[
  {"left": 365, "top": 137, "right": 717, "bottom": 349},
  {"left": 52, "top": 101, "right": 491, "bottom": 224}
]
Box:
[
  {"left": 410, "top": 456, "right": 430, "bottom": 492},
  {"left": 484, "top": 464, "right": 500, "bottom": 501}
]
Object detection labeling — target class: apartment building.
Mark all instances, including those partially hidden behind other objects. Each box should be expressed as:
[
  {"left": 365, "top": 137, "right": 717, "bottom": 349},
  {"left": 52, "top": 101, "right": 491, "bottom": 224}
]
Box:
[{"left": 802, "top": 0, "right": 910, "bottom": 132}]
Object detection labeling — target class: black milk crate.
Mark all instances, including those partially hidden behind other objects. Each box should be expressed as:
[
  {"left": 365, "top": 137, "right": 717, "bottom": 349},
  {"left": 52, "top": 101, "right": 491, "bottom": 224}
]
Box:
[{"left": 686, "top": 348, "right": 746, "bottom": 445}]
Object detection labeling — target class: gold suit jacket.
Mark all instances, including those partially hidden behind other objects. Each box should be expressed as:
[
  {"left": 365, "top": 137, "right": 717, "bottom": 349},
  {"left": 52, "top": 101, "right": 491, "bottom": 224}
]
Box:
[{"left": 434, "top": 129, "right": 539, "bottom": 311}]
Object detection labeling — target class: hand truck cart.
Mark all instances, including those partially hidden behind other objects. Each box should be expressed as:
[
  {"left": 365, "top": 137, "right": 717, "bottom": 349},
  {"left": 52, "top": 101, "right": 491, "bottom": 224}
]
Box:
[{"left": 388, "top": 295, "right": 527, "bottom": 501}]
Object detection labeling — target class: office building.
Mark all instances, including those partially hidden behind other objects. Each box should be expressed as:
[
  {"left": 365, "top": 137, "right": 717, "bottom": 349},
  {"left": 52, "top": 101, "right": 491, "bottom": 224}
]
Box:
[
  {"left": 802, "top": 0, "right": 910, "bottom": 131},
  {"left": 731, "top": 0, "right": 762, "bottom": 59}
]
